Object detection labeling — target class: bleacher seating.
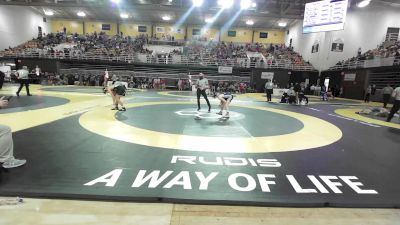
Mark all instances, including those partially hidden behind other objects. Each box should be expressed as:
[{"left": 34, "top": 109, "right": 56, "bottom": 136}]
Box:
[{"left": 0, "top": 32, "right": 316, "bottom": 71}]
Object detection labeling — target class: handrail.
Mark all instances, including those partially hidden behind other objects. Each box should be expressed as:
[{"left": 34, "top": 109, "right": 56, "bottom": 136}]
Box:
[
  {"left": 0, "top": 50, "right": 316, "bottom": 71},
  {"left": 328, "top": 56, "right": 399, "bottom": 70}
]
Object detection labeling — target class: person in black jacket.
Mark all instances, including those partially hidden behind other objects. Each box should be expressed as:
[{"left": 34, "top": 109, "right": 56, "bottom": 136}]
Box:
[{"left": 0, "top": 71, "right": 4, "bottom": 90}]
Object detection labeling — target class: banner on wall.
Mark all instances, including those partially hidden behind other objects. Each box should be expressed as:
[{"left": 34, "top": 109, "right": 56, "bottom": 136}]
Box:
[
  {"left": 331, "top": 39, "right": 344, "bottom": 52},
  {"left": 102, "top": 24, "right": 111, "bottom": 31},
  {"left": 138, "top": 26, "right": 147, "bottom": 32},
  {"left": 261, "top": 72, "right": 274, "bottom": 80},
  {"left": 156, "top": 27, "right": 165, "bottom": 33},
  {"left": 344, "top": 73, "right": 356, "bottom": 81},
  {"left": 175, "top": 28, "right": 183, "bottom": 34},
  {"left": 218, "top": 66, "right": 233, "bottom": 74}
]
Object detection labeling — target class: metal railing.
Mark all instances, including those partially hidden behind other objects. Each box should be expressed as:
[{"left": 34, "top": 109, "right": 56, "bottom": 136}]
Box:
[
  {"left": 328, "top": 56, "right": 400, "bottom": 70},
  {"left": 0, "top": 50, "right": 316, "bottom": 71}
]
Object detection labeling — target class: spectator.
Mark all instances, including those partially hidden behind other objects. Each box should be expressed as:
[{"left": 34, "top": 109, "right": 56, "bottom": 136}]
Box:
[
  {"left": 0, "top": 97, "right": 27, "bottom": 169},
  {"left": 364, "top": 85, "right": 372, "bottom": 103}
]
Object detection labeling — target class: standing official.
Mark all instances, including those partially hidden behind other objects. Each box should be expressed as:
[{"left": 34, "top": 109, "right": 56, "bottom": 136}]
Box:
[
  {"left": 196, "top": 73, "right": 211, "bottom": 112},
  {"left": 382, "top": 84, "right": 393, "bottom": 108},
  {"left": 386, "top": 86, "right": 400, "bottom": 122},
  {"left": 265, "top": 79, "right": 274, "bottom": 102},
  {"left": 16, "top": 66, "right": 31, "bottom": 96}
]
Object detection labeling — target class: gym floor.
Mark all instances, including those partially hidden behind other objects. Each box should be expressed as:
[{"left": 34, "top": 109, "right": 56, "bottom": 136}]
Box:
[{"left": 0, "top": 84, "right": 399, "bottom": 224}]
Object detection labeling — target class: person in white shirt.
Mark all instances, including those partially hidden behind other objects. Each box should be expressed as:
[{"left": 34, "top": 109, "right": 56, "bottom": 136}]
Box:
[
  {"left": 386, "top": 86, "right": 400, "bottom": 122},
  {"left": 264, "top": 80, "right": 274, "bottom": 102},
  {"left": 0, "top": 97, "right": 27, "bottom": 169},
  {"left": 16, "top": 66, "right": 31, "bottom": 97},
  {"left": 287, "top": 87, "right": 296, "bottom": 104},
  {"left": 364, "top": 85, "right": 372, "bottom": 103},
  {"left": 215, "top": 92, "right": 234, "bottom": 118},
  {"left": 382, "top": 84, "right": 393, "bottom": 108},
  {"left": 196, "top": 73, "right": 211, "bottom": 112}
]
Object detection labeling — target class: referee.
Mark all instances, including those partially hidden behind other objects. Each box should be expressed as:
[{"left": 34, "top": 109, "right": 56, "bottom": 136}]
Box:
[
  {"left": 196, "top": 73, "right": 211, "bottom": 112},
  {"left": 16, "top": 66, "right": 32, "bottom": 97}
]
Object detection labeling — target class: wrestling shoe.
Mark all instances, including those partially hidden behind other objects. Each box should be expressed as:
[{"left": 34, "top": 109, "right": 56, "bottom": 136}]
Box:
[
  {"left": 111, "top": 106, "right": 119, "bottom": 110},
  {"left": 16, "top": 92, "right": 19, "bottom": 97},
  {"left": 119, "top": 107, "right": 126, "bottom": 111},
  {"left": 208, "top": 109, "right": 211, "bottom": 113},
  {"left": 2, "top": 159, "right": 27, "bottom": 169},
  {"left": 216, "top": 111, "right": 223, "bottom": 115}
]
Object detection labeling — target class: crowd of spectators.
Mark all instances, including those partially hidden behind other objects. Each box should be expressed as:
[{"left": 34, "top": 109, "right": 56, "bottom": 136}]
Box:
[
  {"left": 0, "top": 32, "right": 313, "bottom": 69},
  {"left": 335, "top": 41, "right": 400, "bottom": 67}
]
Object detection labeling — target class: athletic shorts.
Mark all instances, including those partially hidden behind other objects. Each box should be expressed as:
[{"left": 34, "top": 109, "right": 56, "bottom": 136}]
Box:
[{"left": 113, "top": 85, "right": 126, "bottom": 96}]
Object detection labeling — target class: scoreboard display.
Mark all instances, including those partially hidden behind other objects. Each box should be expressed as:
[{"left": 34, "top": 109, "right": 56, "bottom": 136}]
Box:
[{"left": 303, "top": 0, "right": 348, "bottom": 33}]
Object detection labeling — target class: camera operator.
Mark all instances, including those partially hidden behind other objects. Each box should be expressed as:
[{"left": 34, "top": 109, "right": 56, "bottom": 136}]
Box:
[{"left": 0, "top": 96, "right": 27, "bottom": 169}]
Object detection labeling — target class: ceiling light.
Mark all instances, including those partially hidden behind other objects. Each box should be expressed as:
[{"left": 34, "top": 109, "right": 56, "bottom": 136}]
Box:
[
  {"left": 251, "top": 2, "right": 256, "bottom": 7},
  {"left": 205, "top": 18, "right": 214, "bottom": 23},
  {"left": 241, "top": 0, "right": 251, "bottom": 9},
  {"left": 168, "top": 0, "right": 173, "bottom": 2},
  {"left": 162, "top": 16, "right": 171, "bottom": 21},
  {"left": 120, "top": 13, "right": 129, "bottom": 19},
  {"left": 218, "top": 0, "right": 234, "bottom": 9},
  {"left": 77, "top": 11, "right": 86, "bottom": 17},
  {"left": 278, "top": 22, "right": 287, "bottom": 27},
  {"left": 110, "top": 0, "right": 121, "bottom": 3},
  {"left": 246, "top": 20, "right": 254, "bottom": 25},
  {"left": 357, "top": 0, "right": 371, "bottom": 8},
  {"left": 192, "top": 0, "right": 203, "bottom": 7},
  {"left": 44, "top": 11, "right": 54, "bottom": 16}
]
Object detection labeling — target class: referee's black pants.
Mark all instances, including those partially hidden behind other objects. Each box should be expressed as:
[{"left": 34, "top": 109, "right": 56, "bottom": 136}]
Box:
[
  {"left": 197, "top": 88, "right": 211, "bottom": 111},
  {"left": 386, "top": 100, "right": 400, "bottom": 122},
  {"left": 0, "top": 75, "right": 4, "bottom": 89},
  {"left": 17, "top": 79, "right": 31, "bottom": 95}
]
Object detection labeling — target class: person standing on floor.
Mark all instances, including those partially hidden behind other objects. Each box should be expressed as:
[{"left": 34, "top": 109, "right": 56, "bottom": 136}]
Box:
[
  {"left": 382, "top": 84, "right": 393, "bottom": 108},
  {"left": 196, "top": 73, "right": 211, "bottom": 112},
  {"left": 0, "top": 97, "right": 27, "bottom": 169},
  {"left": 364, "top": 85, "right": 372, "bottom": 103},
  {"left": 265, "top": 79, "right": 274, "bottom": 102},
  {"left": 386, "top": 86, "right": 400, "bottom": 122},
  {"left": 16, "top": 66, "right": 31, "bottom": 97},
  {"left": 0, "top": 71, "right": 5, "bottom": 90}
]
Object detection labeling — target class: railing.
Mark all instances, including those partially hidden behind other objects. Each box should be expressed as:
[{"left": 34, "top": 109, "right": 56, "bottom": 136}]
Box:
[
  {"left": 328, "top": 56, "right": 400, "bottom": 70},
  {"left": 0, "top": 51, "right": 316, "bottom": 71},
  {"left": 59, "top": 68, "right": 251, "bottom": 82},
  {"left": 147, "top": 39, "right": 185, "bottom": 46}
]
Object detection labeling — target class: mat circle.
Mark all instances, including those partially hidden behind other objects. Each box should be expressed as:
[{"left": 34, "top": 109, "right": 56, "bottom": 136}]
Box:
[
  {"left": 0, "top": 95, "right": 70, "bottom": 114},
  {"left": 79, "top": 102, "right": 343, "bottom": 153},
  {"left": 117, "top": 104, "right": 304, "bottom": 137}
]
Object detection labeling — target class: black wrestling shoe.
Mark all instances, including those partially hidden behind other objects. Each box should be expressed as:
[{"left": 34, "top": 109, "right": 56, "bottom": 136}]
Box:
[
  {"left": 111, "top": 107, "right": 119, "bottom": 110},
  {"left": 208, "top": 109, "right": 211, "bottom": 113},
  {"left": 16, "top": 92, "right": 19, "bottom": 97},
  {"left": 119, "top": 107, "right": 126, "bottom": 111},
  {"left": 197, "top": 108, "right": 201, "bottom": 111},
  {"left": 27, "top": 94, "right": 32, "bottom": 96},
  {"left": 217, "top": 111, "right": 222, "bottom": 115}
]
